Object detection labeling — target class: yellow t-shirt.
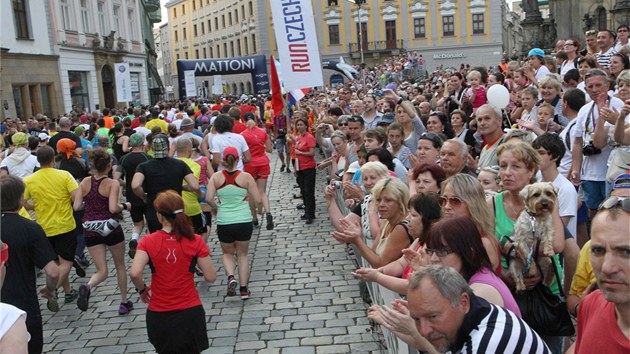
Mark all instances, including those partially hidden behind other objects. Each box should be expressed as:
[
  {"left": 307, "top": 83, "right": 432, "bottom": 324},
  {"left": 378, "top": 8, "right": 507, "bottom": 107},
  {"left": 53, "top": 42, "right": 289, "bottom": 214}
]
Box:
[
  {"left": 178, "top": 157, "right": 202, "bottom": 217},
  {"left": 569, "top": 240, "right": 596, "bottom": 296},
  {"left": 18, "top": 207, "right": 31, "bottom": 219},
  {"left": 145, "top": 118, "right": 168, "bottom": 134},
  {"left": 24, "top": 168, "right": 77, "bottom": 237}
]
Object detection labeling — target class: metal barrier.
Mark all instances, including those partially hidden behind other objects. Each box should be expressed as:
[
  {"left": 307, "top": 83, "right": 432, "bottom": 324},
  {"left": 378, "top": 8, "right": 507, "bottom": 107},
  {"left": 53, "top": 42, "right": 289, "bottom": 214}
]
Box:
[{"left": 352, "top": 239, "right": 415, "bottom": 354}]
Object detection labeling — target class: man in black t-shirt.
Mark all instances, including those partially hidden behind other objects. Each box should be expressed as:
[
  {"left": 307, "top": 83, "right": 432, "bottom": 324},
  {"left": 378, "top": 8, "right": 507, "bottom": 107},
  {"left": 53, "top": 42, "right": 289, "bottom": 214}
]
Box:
[
  {"left": 114, "top": 133, "right": 151, "bottom": 258},
  {"left": 48, "top": 117, "right": 82, "bottom": 154},
  {"left": 131, "top": 134, "right": 199, "bottom": 232},
  {"left": 0, "top": 175, "right": 60, "bottom": 354}
]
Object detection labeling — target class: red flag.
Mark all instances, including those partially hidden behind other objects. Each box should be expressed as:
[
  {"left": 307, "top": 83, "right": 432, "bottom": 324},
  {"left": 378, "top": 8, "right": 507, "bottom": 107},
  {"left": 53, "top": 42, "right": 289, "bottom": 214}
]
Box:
[{"left": 270, "top": 56, "right": 284, "bottom": 115}]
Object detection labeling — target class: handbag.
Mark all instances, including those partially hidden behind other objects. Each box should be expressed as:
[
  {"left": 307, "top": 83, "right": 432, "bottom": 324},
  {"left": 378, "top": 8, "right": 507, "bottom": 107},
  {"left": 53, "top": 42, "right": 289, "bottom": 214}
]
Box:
[
  {"left": 606, "top": 148, "right": 630, "bottom": 182},
  {"left": 512, "top": 240, "right": 575, "bottom": 336}
]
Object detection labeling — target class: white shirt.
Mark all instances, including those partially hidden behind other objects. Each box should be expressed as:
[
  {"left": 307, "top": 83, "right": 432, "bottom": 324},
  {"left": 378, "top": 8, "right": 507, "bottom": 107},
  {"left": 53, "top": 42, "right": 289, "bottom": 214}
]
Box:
[
  {"left": 134, "top": 126, "right": 151, "bottom": 143},
  {"left": 573, "top": 97, "right": 624, "bottom": 181},
  {"left": 553, "top": 174, "right": 578, "bottom": 238},
  {"left": 558, "top": 119, "right": 578, "bottom": 177},
  {"left": 535, "top": 65, "right": 551, "bottom": 83},
  {"left": 210, "top": 132, "right": 250, "bottom": 171}
]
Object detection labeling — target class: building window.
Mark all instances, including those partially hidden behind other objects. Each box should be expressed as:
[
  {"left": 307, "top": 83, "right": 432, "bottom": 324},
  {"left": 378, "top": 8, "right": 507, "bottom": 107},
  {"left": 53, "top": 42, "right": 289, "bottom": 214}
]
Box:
[
  {"left": 472, "top": 13, "right": 484, "bottom": 34},
  {"left": 244, "top": 36, "right": 248, "bottom": 55},
  {"left": 183, "top": 27, "right": 187, "bottom": 40},
  {"left": 185, "top": 52, "right": 188, "bottom": 59},
  {"left": 113, "top": 5, "right": 121, "bottom": 35},
  {"left": 173, "top": 7, "right": 176, "bottom": 17},
  {"left": 215, "top": 17, "right": 218, "bottom": 30},
  {"left": 174, "top": 30, "right": 178, "bottom": 41},
  {"left": 194, "top": 24, "right": 197, "bottom": 36},
  {"left": 128, "top": 9, "right": 136, "bottom": 40},
  {"left": 201, "top": 22, "right": 204, "bottom": 34},
  {"left": 237, "top": 38, "right": 241, "bottom": 56},
  {"left": 209, "top": 46, "right": 213, "bottom": 57},
  {"left": 80, "top": 0, "right": 90, "bottom": 33},
  {"left": 176, "top": 53, "right": 180, "bottom": 60},
  {"left": 222, "top": 14, "right": 225, "bottom": 28},
  {"left": 413, "top": 18, "right": 426, "bottom": 38},
  {"left": 98, "top": 1, "right": 107, "bottom": 35},
  {"left": 442, "top": 15, "right": 454, "bottom": 36},
  {"left": 13, "top": 0, "right": 30, "bottom": 39},
  {"left": 328, "top": 24, "right": 339, "bottom": 45},
  {"left": 192, "top": 0, "right": 195, "bottom": 10},
  {"left": 249, "top": 1, "right": 253, "bottom": 16},
  {"left": 181, "top": 4, "right": 185, "bottom": 15},
  {"left": 252, "top": 33, "right": 256, "bottom": 53},
  {"left": 68, "top": 71, "right": 91, "bottom": 113},
  {"left": 241, "top": 4, "right": 245, "bottom": 20},
  {"left": 61, "top": 0, "right": 72, "bottom": 30},
  {"left": 230, "top": 41, "right": 234, "bottom": 56},
  {"left": 235, "top": 9, "right": 238, "bottom": 23},
  {"left": 228, "top": 13, "right": 232, "bottom": 26},
  {"left": 328, "top": 0, "right": 339, "bottom": 6},
  {"left": 195, "top": 49, "right": 199, "bottom": 59},
  {"left": 207, "top": 19, "right": 211, "bottom": 33},
  {"left": 223, "top": 43, "right": 228, "bottom": 57},
  {"left": 203, "top": 47, "right": 206, "bottom": 58}
]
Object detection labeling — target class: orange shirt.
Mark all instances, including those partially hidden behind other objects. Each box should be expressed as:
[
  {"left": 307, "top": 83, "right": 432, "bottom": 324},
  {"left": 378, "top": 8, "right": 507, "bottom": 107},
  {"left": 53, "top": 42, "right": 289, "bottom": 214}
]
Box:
[{"left": 103, "top": 115, "right": 114, "bottom": 129}]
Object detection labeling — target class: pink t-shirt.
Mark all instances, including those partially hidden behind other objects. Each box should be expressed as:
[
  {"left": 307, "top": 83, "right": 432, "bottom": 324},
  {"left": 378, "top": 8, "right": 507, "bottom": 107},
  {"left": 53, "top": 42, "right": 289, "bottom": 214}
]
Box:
[
  {"left": 469, "top": 268, "right": 522, "bottom": 317},
  {"left": 467, "top": 86, "right": 488, "bottom": 109}
]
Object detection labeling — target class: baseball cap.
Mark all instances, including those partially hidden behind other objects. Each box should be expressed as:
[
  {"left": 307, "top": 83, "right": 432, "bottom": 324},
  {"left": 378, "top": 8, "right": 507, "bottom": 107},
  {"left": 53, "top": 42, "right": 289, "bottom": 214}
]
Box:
[
  {"left": 528, "top": 48, "right": 545, "bottom": 58},
  {"left": 129, "top": 133, "right": 145, "bottom": 147},
  {"left": 11, "top": 132, "right": 28, "bottom": 146},
  {"left": 152, "top": 134, "right": 169, "bottom": 158},
  {"left": 222, "top": 146, "right": 239, "bottom": 160},
  {"left": 74, "top": 126, "right": 86, "bottom": 137},
  {"left": 180, "top": 117, "right": 194, "bottom": 128},
  {"left": 38, "top": 132, "right": 50, "bottom": 141}
]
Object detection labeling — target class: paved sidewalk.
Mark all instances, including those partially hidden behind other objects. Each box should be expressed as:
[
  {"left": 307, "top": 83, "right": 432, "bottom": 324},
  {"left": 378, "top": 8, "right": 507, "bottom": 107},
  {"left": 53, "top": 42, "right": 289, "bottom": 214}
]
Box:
[{"left": 39, "top": 154, "right": 385, "bottom": 354}]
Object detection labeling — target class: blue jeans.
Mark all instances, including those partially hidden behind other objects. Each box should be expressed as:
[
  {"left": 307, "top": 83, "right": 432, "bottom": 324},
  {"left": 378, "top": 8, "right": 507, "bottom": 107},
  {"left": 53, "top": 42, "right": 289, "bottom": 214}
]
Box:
[{"left": 581, "top": 180, "right": 607, "bottom": 210}]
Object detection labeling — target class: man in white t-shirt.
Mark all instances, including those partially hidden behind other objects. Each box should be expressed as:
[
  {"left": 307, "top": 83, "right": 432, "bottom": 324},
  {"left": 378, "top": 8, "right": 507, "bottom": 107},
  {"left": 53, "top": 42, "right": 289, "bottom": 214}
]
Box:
[
  {"left": 210, "top": 115, "right": 250, "bottom": 171},
  {"left": 533, "top": 133, "right": 578, "bottom": 237},
  {"left": 133, "top": 115, "right": 151, "bottom": 144},
  {"left": 570, "top": 69, "right": 623, "bottom": 215},
  {"left": 558, "top": 88, "right": 586, "bottom": 177}
]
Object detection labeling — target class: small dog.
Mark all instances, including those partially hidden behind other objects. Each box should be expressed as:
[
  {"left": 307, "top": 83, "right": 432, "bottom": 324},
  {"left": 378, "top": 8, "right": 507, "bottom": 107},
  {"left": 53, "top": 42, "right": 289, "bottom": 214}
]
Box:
[{"left": 509, "top": 182, "right": 557, "bottom": 292}]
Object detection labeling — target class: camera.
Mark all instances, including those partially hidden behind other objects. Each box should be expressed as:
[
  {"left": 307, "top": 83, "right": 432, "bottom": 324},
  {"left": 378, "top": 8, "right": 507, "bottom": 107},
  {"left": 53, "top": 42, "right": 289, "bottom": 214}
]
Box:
[
  {"left": 332, "top": 181, "right": 342, "bottom": 189},
  {"left": 582, "top": 142, "right": 601, "bottom": 156},
  {"left": 278, "top": 128, "right": 287, "bottom": 136}
]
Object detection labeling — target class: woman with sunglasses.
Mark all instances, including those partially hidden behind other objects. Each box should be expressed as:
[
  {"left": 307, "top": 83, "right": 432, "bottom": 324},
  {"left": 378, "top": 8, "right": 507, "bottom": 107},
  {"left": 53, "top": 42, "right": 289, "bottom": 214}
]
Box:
[
  {"left": 439, "top": 174, "right": 501, "bottom": 273},
  {"left": 351, "top": 193, "right": 441, "bottom": 293},
  {"left": 331, "top": 177, "right": 411, "bottom": 268},
  {"left": 615, "top": 24, "right": 630, "bottom": 52}
]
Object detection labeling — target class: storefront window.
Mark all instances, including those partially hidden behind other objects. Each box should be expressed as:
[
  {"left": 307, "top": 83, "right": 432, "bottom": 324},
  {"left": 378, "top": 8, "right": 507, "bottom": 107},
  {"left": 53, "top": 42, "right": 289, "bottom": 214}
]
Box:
[
  {"left": 131, "top": 72, "right": 141, "bottom": 106},
  {"left": 69, "top": 71, "right": 90, "bottom": 112}
]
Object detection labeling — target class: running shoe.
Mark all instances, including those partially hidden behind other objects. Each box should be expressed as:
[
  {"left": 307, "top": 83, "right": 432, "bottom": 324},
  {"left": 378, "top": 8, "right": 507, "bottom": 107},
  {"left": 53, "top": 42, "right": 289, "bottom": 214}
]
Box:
[
  {"left": 118, "top": 301, "right": 134, "bottom": 315},
  {"left": 280, "top": 164, "right": 286, "bottom": 172},
  {"left": 240, "top": 288, "right": 251, "bottom": 300},
  {"left": 227, "top": 278, "right": 238, "bottom": 296},
  {"left": 266, "top": 213, "right": 274, "bottom": 230},
  {"left": 47, "top": 292, "right": 59, "bottom": 313},
  {"left": 65, "top": 288, "right": 78, "bottom": 303},
  {"left": 73, "top": 256, "right": 86, "bottom": 277},
  {"left": 77, "top": 284, "right": 91, "bottom": 311},
  {"left": 252, "top": 218, "right": 259, "bottom": 228},
  {"left": 128, "top": 239, "right": 138, "bottom": 259}
]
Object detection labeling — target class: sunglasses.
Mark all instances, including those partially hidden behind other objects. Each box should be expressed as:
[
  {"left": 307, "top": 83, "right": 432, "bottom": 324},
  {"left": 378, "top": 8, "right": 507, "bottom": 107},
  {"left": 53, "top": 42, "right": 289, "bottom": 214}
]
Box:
[
  {"left": 338, "top": 122, "right": 348, "bottom": 126},
  {"left": 420, "top": 132, "right": 443, "bottom": 147},
  {"left": 618, "top": 28, "right": 629, "bottom": 33},
  {"left": 347, "top": 116, "right": 364, "bottom": 124},
  {"left": 438, "top": 196, "right": 465, "bottom": 208},
  {"left": 425, "top": 247, "right": 454, "bottom": 258},
  {"left": 598, "top": 196, "right": 630, "bottom": 212}
]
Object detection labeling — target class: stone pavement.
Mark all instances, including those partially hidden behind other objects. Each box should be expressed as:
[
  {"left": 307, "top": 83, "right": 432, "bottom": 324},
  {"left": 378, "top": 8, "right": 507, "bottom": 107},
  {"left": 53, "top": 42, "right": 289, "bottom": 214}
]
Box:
[{"left": 39, "top": 154, "right": 385, "bottom": 354}]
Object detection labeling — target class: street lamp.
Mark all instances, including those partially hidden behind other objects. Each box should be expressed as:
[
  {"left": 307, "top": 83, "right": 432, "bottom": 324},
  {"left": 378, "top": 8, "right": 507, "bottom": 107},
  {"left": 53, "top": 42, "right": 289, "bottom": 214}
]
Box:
[{"left": 347, "top": 0, "right": 366, "bottom": 88}]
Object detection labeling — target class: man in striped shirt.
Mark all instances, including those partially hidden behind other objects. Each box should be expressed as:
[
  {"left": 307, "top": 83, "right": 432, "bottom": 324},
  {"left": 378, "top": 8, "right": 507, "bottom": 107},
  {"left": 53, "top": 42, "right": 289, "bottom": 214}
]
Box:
[
  {"left": 595, "top": 30, "right": 617, "bottom": 69},
  {"left": 407, "top": 265, "right": 550, "bottom": 353}
]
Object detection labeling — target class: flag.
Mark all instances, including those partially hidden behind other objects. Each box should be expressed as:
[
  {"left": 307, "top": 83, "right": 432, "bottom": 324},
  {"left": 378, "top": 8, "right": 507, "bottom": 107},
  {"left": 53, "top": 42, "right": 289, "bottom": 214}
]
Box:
[
  {"left": 270, "top": 56, "right": 284, "bottom": 115},
  {"left": 289, "top": 88, "right": 311, "bottom": 105}
]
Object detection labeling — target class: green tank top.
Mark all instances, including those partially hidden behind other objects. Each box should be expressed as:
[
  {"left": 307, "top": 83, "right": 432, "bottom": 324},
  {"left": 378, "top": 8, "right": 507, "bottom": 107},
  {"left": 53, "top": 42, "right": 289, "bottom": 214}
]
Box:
[
  {"left": 215, "top": 170, "right": 252, "bottom": 225},
  {"left": 493, "top": 192, "right": 562, "bottom": 294}
]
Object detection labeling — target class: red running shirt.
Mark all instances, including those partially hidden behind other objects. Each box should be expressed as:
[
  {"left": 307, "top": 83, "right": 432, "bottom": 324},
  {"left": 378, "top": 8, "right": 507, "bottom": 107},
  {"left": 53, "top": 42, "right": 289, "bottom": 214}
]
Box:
[
  {"left": 295, "top": 133, "right": 316, "bottom": 170},
  {"left": 241, "top": 127, "right": 270, "bottom": 167},
  {"left": 138, "top": 230, "right": 210, "bottom": 312}
]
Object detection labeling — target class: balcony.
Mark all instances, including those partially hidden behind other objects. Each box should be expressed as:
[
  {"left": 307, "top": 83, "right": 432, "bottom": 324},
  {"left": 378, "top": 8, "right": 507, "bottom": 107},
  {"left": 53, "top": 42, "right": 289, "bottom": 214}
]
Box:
[
  {"left": 348, "top": 39, "right": 404, "bottom": 53},
  {"left": 147, "top": 9, "right": 161, "bottom": 24},
  {"left": 143, "top": 0, "right": 160, "bottom": 12}
]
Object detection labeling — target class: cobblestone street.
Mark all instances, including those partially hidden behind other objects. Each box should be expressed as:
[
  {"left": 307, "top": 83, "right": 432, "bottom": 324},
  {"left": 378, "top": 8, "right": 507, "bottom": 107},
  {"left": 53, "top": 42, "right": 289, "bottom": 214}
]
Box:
[{"left": 38, "top": 155, "right": 385, "bottom": 354}]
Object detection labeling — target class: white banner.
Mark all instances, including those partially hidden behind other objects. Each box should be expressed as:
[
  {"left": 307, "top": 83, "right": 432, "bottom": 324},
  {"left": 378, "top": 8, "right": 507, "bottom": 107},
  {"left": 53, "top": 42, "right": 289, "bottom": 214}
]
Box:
[
  {"left": 114, "top": 63, "right": 132, "bottom": 102},
  {"left": 270, "top": 0, "right": 323, "bottom": 91},
  {"left": 184, "top": 70, "right": 196, "bottom": 97}
]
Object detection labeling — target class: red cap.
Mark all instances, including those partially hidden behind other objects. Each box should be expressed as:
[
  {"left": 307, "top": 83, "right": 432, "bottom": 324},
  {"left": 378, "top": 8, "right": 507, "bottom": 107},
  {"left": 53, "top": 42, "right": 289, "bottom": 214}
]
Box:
[{"left": 222, "top": 146, "right": 239, "bottom": 160}]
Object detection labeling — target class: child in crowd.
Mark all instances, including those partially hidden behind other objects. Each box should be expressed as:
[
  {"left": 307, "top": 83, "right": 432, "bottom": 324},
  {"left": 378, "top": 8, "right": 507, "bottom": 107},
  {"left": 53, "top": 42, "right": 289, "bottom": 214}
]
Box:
[{"left": 465, "top": 70, "right": 487, "bottom": 114}]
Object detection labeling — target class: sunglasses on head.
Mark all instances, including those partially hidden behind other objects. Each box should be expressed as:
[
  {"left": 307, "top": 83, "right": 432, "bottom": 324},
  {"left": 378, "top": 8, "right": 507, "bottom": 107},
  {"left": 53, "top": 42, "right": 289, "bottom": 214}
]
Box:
[
  {"left": 438, "top": 196, "right": 465, "bottom": 208},
  {"left": 347, "top": 116, "right": 364, "bottom": 124},
  {"left": 425, "top": 247, "right": 454, "bottom": 257},
  {"left": 598, "top": 196, "right": 630, "bottom": 212}
]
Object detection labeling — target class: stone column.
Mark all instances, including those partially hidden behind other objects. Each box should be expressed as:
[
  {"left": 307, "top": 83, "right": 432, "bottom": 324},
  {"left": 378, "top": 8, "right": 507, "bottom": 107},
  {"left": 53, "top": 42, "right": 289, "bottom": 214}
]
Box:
[
  {"left": 520, "top": 0, "right": 544, "bottom": 55},
  {"left": 612, "top": 0, "right": 630, "bottom": 27}
]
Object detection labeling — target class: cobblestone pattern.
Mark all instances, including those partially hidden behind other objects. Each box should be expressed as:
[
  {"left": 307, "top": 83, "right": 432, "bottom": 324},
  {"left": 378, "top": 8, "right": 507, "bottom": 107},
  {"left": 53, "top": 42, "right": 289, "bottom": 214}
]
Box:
[{"left": 38, "top": 154, "right": 385, "bottom": 353}]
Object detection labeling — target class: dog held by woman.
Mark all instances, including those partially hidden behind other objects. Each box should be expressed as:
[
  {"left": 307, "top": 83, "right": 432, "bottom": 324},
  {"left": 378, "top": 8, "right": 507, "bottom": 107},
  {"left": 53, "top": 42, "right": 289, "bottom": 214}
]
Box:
[{"left": 508, "top": 182, "right": 557, "bottom": 292}]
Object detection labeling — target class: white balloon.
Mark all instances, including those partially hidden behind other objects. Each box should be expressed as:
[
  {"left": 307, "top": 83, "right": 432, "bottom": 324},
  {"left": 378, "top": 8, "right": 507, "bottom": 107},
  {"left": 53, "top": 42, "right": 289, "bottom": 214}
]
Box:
[{"left": 486, "top": 85, "right": 510, "bottom": 109}]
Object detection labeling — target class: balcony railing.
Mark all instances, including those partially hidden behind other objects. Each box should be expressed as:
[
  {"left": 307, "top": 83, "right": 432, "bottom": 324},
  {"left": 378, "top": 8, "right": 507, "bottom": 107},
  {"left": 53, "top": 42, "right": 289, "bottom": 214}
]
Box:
[{"left": 348, "top": 39, "right": 404, "bottom": 52}]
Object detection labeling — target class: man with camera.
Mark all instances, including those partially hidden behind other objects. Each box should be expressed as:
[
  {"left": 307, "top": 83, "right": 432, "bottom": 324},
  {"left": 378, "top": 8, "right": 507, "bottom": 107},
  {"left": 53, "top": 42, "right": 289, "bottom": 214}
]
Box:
[{"left": 570, "top": 69, "right": 623, "bottom": 216}]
